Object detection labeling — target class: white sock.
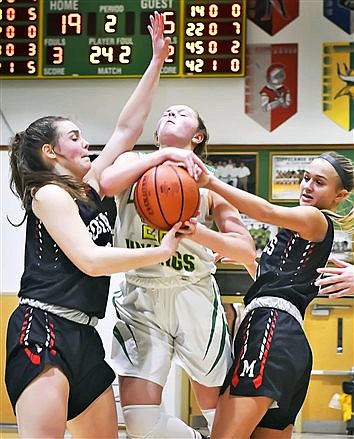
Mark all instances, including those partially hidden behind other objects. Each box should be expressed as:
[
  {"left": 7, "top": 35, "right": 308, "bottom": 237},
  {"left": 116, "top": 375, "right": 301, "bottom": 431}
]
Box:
[{"left": 201, "top": 408, "right": 215, "bottom": 434}]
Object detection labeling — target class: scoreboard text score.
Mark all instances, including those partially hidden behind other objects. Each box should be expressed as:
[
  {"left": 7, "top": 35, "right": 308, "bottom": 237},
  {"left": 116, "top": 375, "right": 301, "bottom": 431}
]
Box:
[{"left": 0, "top": 0, "right": 246, "bottom": 79}]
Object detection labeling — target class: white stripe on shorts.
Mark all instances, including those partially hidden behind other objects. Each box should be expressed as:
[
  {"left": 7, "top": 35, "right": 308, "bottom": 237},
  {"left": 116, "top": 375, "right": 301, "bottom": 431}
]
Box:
[{"left": 243, "top": 296, "right": 303, "bottom": 326}]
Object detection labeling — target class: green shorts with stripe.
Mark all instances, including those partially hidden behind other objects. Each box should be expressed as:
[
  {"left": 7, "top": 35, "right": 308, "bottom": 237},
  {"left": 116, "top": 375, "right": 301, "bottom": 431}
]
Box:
[{"left": 110, "top": 275, "right": 232, "bottom": 387}]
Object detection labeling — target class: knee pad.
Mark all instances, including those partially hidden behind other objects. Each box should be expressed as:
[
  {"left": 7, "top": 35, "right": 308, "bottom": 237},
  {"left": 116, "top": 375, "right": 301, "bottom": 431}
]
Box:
[
  {"left": 122, "top": 404, "right": 200, "bottom": 438},
  {"left": 122, "top": 405, "right": 161, "bottom": 438}
]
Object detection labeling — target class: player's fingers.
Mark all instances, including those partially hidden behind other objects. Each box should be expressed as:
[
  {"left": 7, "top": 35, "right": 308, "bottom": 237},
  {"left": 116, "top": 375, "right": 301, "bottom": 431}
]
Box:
[
  {"left": 316, "top": 268, "right": 342, "bottom": 276},
  {"left": 315, "top": 274, "right": 345, "bottom": 287},
  {"left": 318, "top": 284, "right": 337, "bottom": 294},
  {"left": 154, "top": 12, "right": 162, "bottom": 34},
  {"left": 329, "top": 288, "right": 352, "bottom": 298},
  {"left": 330, "top": 258, "right": 350, "bottom": 268},
  {"left": 178, "top": 220, "right": 195, "bottom": 232},
  {"left": 194, "top": 165, "right": 202, "bottom": 180},
  {"left": 219, "top": 257, "right": 240, "bottom": 265},
  {"left": 319, "top": 281, "right": 348, "bottom": 295},
  {"left": 149, "top": 13, "right": 156, "bottom": 29},
  {"left": 164, "top": 222, "right": 182, "bottom": 240},
  {"left": 186, "top": 162, "right": 204, "bottom": 180},
  {"left": 193, "top": 156, "right": 208, "bottom": 173},
  {"left": 170, "top": 221, "right": 182, "bottom": 233},
  {"left": 183, "top": 161, "right": 194, "bottom": 178},
  {"left": 194, "top": 164, "right": 205, "bottom": 180}
]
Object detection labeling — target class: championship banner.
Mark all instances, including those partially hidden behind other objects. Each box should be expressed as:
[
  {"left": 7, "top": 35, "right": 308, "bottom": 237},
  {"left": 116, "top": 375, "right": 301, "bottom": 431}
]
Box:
[
  {"left": 247, "top": 0, "right": 299, "bottom": 35},
  {"left": 324, "top": 0, "right": 354, "bottom": 34},
  {"left": 245, "top": 44, "right": 298, "bottom": 132},
  {"left": 323, "top": 42, "right": 354, "bottom": 131}
]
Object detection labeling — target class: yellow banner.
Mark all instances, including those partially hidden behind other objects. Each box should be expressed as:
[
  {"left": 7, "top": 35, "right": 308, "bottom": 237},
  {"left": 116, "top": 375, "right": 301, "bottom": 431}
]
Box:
[{"left": 323, "top": 42, "right": 354, "bottom": 131}]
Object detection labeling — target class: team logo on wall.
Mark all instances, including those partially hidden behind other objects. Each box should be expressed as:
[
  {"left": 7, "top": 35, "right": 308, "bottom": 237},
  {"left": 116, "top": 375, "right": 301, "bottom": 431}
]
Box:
[
  {"left": 245, "top": 44, "right": 298, "bottom": 132},
  {"left": 324, "top": 0, "right": 354, "bottom": 34},
  {"left": 247, "top": 0, "right": 299, "bottom": 35},
  {"left": 323, "top": 42, "right": 354, "bottom": 131}
]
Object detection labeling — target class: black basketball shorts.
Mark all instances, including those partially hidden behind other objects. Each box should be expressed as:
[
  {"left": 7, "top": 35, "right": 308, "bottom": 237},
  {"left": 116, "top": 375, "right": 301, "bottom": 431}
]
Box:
[
  {"left": 221, "top": 307, "right": 313, "bottom": 430},
  {"left": 5, "top": 305, "right": 115, "bottom": 420}
]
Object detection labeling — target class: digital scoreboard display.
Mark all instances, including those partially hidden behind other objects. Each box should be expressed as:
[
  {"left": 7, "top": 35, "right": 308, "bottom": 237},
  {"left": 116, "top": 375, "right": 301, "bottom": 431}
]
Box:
[{"left": 0, "top": 0, "right": 246, "bottom": 79}]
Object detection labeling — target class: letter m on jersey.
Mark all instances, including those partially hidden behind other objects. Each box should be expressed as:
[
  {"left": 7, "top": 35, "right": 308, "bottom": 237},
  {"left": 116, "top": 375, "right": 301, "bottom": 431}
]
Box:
[{"left": 240, "top": 359, "right": 256, "bottom": 378}]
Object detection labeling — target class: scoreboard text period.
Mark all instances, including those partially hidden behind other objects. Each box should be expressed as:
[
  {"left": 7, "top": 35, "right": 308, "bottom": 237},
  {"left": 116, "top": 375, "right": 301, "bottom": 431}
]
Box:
[{"left": 0, "top": 0, "right": 246, "bottom": 78}]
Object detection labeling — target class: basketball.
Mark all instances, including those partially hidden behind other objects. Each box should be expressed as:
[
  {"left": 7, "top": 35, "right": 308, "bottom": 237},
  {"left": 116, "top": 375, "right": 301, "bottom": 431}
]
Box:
[{"left": 134, "top": 164, "right": 200, "bottom": 230}]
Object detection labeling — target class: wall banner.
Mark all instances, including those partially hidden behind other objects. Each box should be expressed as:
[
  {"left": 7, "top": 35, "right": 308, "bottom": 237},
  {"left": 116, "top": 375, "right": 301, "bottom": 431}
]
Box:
[
  {"left": 247, "top": 0, "right": 299, "bottom": 35},
  {"left": 324, "top": 0, "right": 354, "bottom": 34},
  {"left": 245, "top": 43, "right": 298, "bottom": 132},
  {"left": 323, "top": 42, "right": 354, "bottom": 131}
]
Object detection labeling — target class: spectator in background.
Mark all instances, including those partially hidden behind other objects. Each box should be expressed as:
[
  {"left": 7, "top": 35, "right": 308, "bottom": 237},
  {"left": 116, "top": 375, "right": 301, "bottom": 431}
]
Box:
[{"left": 237, "top": 161, "right": 251, "bottom": 191}]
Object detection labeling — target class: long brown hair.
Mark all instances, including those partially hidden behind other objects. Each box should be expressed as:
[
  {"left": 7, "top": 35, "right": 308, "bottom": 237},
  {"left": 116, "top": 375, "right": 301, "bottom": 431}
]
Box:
[{"left": 9, "top": 116, "right": 88, "bottom": 217}]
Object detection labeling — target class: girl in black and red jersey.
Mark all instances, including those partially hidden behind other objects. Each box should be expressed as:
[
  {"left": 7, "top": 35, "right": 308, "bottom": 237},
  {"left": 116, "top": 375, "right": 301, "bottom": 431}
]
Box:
[
  {"left": 198, "top": 151, "right": 353, "bottom": 439},
  {"left": 5, "top": 13, "right": 204, "bottom": 439}
]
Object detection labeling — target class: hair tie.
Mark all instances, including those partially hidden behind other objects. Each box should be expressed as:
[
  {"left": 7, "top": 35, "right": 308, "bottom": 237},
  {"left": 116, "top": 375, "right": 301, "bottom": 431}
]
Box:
[{"left": 319, "top": 154, "right": 350, "bottom": 190}]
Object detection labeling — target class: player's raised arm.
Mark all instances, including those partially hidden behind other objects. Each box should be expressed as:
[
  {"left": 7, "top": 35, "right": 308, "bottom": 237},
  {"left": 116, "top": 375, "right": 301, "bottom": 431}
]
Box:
[{"left": 86, "top": 12, "right": 171, "bottom": 193}]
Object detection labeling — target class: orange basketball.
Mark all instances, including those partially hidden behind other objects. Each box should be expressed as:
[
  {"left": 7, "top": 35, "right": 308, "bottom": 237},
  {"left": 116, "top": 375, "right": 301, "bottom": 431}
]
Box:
[{"left": 134, "top": 164, "right": 200, "bottom": 230}]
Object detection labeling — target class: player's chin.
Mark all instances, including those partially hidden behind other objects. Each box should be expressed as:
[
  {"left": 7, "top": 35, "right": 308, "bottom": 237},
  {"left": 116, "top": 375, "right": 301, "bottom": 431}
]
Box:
[{"left": 78, "top": 162, "right": 92, "bottom": 178}]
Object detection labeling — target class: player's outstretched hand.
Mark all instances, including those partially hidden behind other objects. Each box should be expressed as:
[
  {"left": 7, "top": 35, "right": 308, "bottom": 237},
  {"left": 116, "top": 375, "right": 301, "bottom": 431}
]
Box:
[
  {"left": 316, "top": 259, "right": 354, "bottom": 298},
  {"left": 148, "top": 11, "right": 170, "bottom": 63}
]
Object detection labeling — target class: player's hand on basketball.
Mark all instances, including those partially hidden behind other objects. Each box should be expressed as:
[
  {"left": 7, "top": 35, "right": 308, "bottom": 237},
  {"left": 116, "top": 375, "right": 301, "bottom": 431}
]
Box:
[
  {"left": 160, "top": 222, "right": 183, "bottom": 257},
  {"left": 159, "top": 147, "right": 207, "bottom": 180},
  {"left": 162, "top": 160, "right": 184, "bottom": 168},
  {"left": 196, "top": 168, "right": 212, "bottom": 188},
  {"left": 177, "top": 217, "right": 198, "bottom": 235},
  {"left": 148, "top": 11, "right": 171, "bottom": 63}
]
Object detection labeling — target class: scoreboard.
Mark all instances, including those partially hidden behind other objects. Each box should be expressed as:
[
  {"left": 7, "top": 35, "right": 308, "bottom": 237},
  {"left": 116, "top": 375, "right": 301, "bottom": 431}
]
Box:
[{"left": 0, "top": 0, "right": 246, "bottom": 78}]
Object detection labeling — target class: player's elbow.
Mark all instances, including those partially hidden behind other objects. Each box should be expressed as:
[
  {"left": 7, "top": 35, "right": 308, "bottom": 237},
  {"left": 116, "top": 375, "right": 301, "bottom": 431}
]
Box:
[
  {"left": 75, "top": 253, "right": 107, "bottom": 277},
  {"left": 100, "top": 170, "right": 117, "bottom": 197}
]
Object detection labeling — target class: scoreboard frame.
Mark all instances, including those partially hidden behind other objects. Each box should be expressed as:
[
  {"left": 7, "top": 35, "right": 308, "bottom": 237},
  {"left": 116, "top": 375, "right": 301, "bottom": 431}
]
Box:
[{"left": 0, "top": 0, "right": 246, "bottom": 79}]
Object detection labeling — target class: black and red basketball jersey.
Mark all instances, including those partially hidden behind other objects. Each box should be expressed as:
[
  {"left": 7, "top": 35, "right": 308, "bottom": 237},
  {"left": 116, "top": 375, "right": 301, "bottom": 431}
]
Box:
[
  {"left": 244, "top": 213, "right": 334, "bottom": 317},
  {"left": 19, "top": 187, "right": 112, "bottom": 318}
]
